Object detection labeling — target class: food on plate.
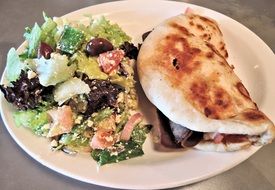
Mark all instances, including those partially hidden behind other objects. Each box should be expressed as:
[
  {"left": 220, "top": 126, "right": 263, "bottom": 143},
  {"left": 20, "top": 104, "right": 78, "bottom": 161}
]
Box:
[
  {"left": 0, "top": 13, "right": 151, "bottom": 165},
  {"left": 137, "top": 11, "right": 275, "bottom": 152}
]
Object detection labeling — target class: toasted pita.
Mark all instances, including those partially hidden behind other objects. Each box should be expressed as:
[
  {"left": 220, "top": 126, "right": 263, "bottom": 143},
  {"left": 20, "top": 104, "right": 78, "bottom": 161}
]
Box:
[
  {"left": 179, "top": 12, "right": 228, "bottom": 59},
  {"left": 195, "top": 141, "right": 251, "bottom": 152},
  {"left": 137, "top": 13, "right": 275, "bottom": 151}
]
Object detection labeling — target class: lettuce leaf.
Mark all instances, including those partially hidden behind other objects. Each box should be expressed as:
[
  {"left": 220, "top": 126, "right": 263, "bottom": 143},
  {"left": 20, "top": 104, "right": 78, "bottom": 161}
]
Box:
[
  {"left": 36, "top": 53, "right": 76, "bottom": 86},
  {"left": 24, "top": 23, "right": 42, "bottom": 58},
  {"left": 13, "top": 109, "right": 50, "bottom": 136},
  {"left": 75, "top": 52, "right": 108, "bottom": 80},
  {"left": 6, "top": 48, "right": 26, "bottom": 82},
  {"left": 40, "top": 12, "right": 58, "bottom": 48},
  {"left": 91, "top": 141, "right": 144, "bottom": 166},
  {"left": 92, "top": 108, "right": 114, "bottom": 123},
  {"left": 89, "top": 16, "right": 131, "bottom": 47},
  {"left": 54, "top": 77, "right": 90, "bottom": 105},
  {"left": 23, "top": 12, "right": 57, "bottom": 58},
  {"left": 91, "top": 125, "right": 152, "bottom": 165}
]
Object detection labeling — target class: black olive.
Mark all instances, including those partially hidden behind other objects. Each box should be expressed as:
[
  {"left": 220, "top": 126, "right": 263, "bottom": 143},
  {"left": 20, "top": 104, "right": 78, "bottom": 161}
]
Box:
[
  {"left": 38, "top": 42, "right": 53, "bottom": 59},
  {"left": 142, "top": 30, "right": 152, "bottom": 41},
  {"left": 119, "top": 42, "right": 139, "bottom": 60},
  {"left": 86, "top": 38, "right": 114, "bottom": 56}
]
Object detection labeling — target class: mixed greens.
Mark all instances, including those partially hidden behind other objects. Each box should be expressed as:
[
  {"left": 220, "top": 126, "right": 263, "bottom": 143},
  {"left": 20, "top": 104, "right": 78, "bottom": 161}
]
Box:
[{"left": 0, "top": 13, "right": 150, "bottom": 166}]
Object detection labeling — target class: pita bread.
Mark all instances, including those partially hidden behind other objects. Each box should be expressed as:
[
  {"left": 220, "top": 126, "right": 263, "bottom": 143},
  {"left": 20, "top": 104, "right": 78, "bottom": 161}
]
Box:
[
  {"left": 195, "top": 141, "right": 251, "bottom": 152},
  {"left": 137, "top": 13, "right": 275, "bottom": 151},
  {"left": 180, "top": 12, "right": 228, "bottom": 59}
]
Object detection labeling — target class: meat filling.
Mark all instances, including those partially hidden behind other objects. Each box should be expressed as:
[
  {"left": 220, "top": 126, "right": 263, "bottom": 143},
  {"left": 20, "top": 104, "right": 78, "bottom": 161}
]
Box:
[
  {"left": 203, "top": 132, "right": 259, "bottom": 144},
  {"left": 169, "top": 120, "right": 203, "bottom": 147},
  {"left": 157, "top": 110, "right": 260, "bottom": 148}
]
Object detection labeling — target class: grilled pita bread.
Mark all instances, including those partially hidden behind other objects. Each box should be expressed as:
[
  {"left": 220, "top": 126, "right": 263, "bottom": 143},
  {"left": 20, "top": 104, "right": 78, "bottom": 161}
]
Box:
[
  {"left": 137, "top": 13, "right": 275, "bottom": 151},
  {"left": 180, "top": 11, "right": 228, "bottom": 59}
]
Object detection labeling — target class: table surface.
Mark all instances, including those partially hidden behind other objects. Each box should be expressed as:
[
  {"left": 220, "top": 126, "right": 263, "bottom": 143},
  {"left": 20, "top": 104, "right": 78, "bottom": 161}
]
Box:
[{"left": 0, "top": 0, "right": 275, "bottom": 190}]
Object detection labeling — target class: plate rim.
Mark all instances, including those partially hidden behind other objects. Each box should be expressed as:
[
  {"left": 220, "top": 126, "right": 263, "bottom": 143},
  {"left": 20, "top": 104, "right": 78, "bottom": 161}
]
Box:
[{"left": 1, "top": 0, "right": 273, "bottom": 189}]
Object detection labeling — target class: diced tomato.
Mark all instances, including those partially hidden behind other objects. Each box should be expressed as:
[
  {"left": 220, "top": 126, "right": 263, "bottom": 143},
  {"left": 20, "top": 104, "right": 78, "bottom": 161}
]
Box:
[
  {"left": 90, "top": 129, "right": 115, "bottom": 150},
  {"left": 98, "top": 49, "right": 125, "bottom": 74},
  {"left": 120, "top": 113, "right": 143, "bottom": 141},
  {"left": 47, "top": 105, "right": 73, "bottom": 137},
  {"left": 213, "top": 133, "right": 224, "bottom": 144}
]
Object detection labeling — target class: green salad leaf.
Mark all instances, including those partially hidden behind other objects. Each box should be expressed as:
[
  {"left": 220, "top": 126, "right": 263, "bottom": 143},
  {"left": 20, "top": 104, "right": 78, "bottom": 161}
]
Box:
[
  {"left": 91, "top": 140, "right": 144, "bottom": 166},
  {"left": 91, "top": 125, "right": 152, "bottom": 165},
  {"left": 75, "top": 52, "right": 108, "bottom": 80},
  {"left": 40, "top": 12, "right": 58, "bottom": 48},
  {"left": 24, "top": 12, "right": 57, "bottom": 58},
  {"left": 13, "top": 109, "right": 50, "bottom": 136},
  {"left": 58, "top": 118, "right": 92, "bottom": 151},
  {"left": 6, "top": 48, "right": 26, "bottom": 82},
  {"left": 35, "top": 53, "right": 76, "bottom": 86},
  {"left": 92, "top": 108, "right": 114, "bottom": 123},
  {"left": 24, "top": 23, "right": 42, "bottom": 58},
  {"left": 131, "top": 125, "right": 152, "bottom": 146},
  {"left": 53, "top": 77, "right": 90, "bottom": 105},
  {"left": 90, "top": 16, "right": 131, "bottom": 47},
  {"left": 59, "top": 133, "right": 90, "bottom": 148}
]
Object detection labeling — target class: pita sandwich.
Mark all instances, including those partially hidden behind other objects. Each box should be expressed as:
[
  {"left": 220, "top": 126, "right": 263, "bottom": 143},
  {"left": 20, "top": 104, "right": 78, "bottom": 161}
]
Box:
[{"left": 137, "top": 12, "right": 275, "bottom": 152}]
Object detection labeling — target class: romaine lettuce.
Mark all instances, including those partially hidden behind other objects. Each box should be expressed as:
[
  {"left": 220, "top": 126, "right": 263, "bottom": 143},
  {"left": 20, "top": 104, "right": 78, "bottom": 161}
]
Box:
[
  {"left": 13, "top": 109, "right": 50, "bottom": 136},
  {"left": 89, "top": 16, "right": 131, "bottom": 47},
  {"left": 54, "top": 77, "right": 90, "bottom": 105},
  {"left": 75, "top": 52, "right": 108, "bottom": 80},
  {"left": 6, "top": 48, "right": 26, "bottom": 82},
  {"left": 36, "top": 53, "right": 76, "bottom": 86},
  {"left": 23, "top": 12, "right": 57, "bottom": 58}
]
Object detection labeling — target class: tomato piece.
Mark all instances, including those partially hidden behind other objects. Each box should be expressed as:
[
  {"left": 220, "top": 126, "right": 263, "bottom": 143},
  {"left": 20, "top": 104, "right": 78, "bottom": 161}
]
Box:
[
  {"left": 213, "top": 133, "right": 224, "bottom": 144},
  {"left": 98, "top": 49, "right": 125, "bottom": 74},
  {"left": 90, "top": 129, "right": 115, "bottom": 150},
  {"left": 47, "top": 105, "right": 73, "bottom": 137}
]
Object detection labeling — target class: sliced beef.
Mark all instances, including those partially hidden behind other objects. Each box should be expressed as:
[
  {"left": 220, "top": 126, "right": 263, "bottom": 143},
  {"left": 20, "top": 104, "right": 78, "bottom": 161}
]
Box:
[
  {"left": 155, "top": 110, "right": 203, "bottom": 148},
  {"left": 169, "top": 120, "right": 203, "bottom": 147},
  {"left": 156, "top": 110, "right": 181, "bottom": 148}
]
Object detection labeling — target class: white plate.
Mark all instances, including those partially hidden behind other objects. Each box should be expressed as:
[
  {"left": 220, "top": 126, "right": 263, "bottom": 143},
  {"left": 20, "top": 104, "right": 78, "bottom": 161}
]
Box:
[{"left": 1, "top": 0, "right": 275, "bottom": 189}]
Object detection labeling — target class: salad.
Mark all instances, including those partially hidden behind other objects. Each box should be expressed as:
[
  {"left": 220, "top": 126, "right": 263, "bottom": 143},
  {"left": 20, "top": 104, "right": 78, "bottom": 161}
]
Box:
[{"left": 0, "top": 13, "right": 151, "bottom": 166}]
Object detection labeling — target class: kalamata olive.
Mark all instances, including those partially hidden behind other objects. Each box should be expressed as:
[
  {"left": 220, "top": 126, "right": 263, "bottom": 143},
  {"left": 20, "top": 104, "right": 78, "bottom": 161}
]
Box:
[
  {"left": 86, "top": 38, "right": 114, "bottom": 56},
  {"left": 142, "top": 30, "right": 152, "bottom": 41},
  {"left": 38, "top": 42, "right": 53, "bottom": 59}
]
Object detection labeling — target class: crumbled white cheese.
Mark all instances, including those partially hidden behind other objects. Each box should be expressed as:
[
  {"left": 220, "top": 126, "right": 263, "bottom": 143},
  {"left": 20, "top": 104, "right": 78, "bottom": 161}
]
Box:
[
  {"left": 75, "top": 115, "right": 83, "bottom": 124},
  {"left": 110, "top": 151, "right": 118, "bottom": 156},
  {"left": 87, "top": 120, "right": 94, "bottom": 127},
  {"left": 105, "top": 136, "right": 113, "bottom": 142},
  {"left": 117, "top": 92, "right": 124, "bottom": 103},
  {"left": 50, "top": 139, "right": 58, "bottom": 147},
  {"left": 42, "top": 123, "right": 50, "bottom": 130},
  {"left": 115, "top": 114, "right": 121, "bottom": 123},
  {"left": 27, "top": 70, "right": 37, "bottom": 79},
  {"left": 91, "top": 113, "right": 98, "bottom": 117}
]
